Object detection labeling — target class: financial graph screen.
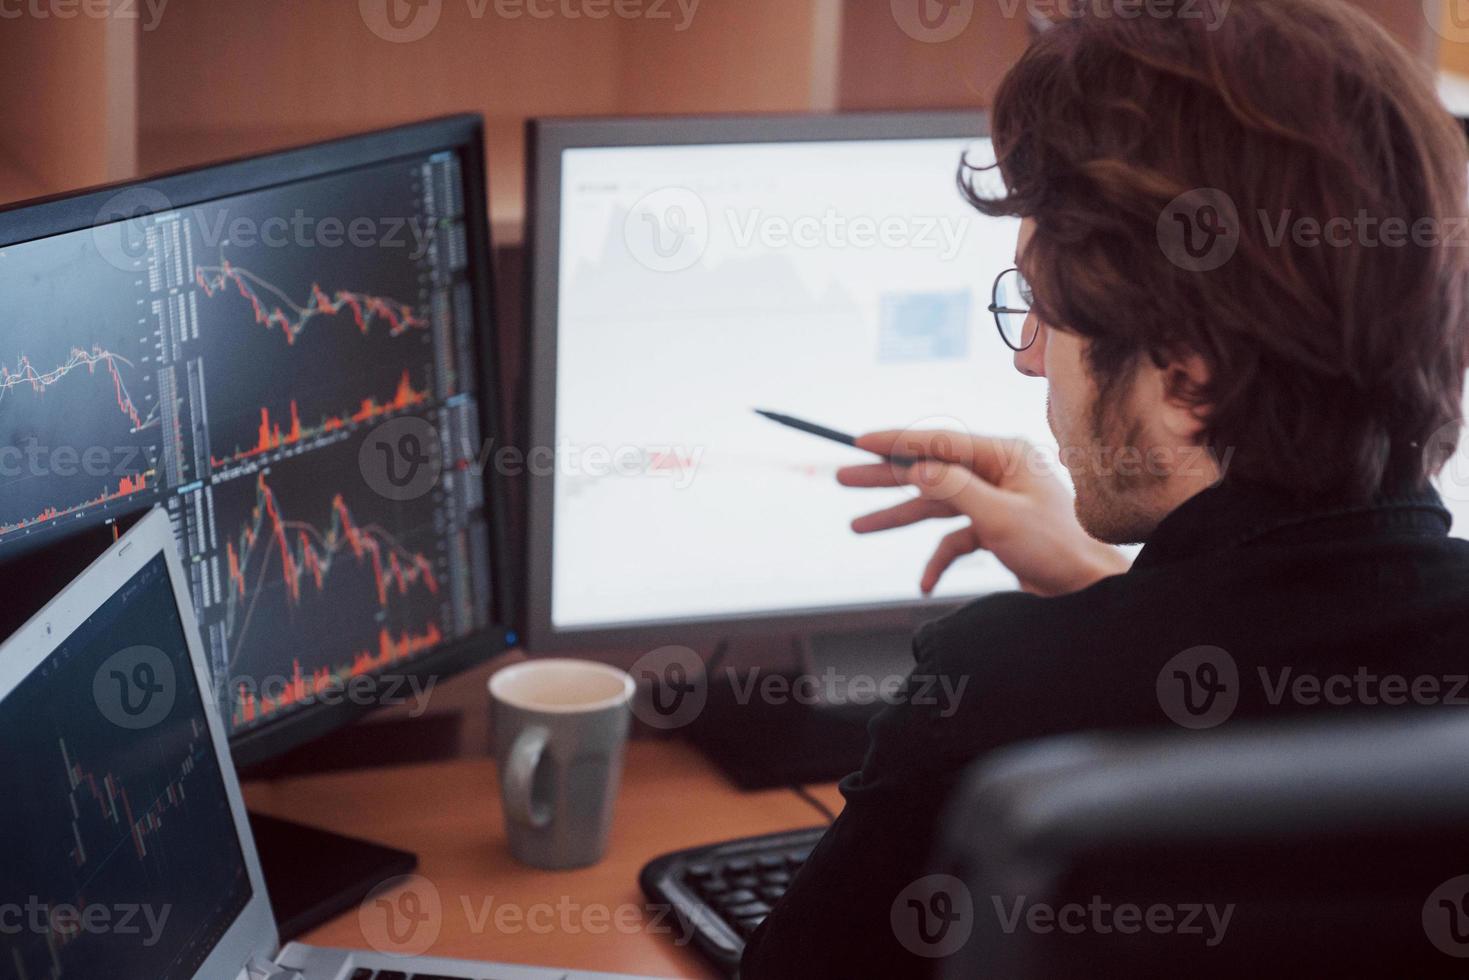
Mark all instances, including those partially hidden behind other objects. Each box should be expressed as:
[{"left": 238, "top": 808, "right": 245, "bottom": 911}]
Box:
[
  {"left": 550, "top": 136, "right": 1055, "bottom": 628},
  {"left": 0, "top": 556, "right": 252, "bottom": 980},
  {"left": 0, "top": 150, "right": 493, "bottom": 736}
]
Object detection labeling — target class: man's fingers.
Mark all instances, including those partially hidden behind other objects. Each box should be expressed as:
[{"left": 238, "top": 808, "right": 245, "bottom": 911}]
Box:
[
  {"left": 907, "top": 460, "right": 1014, "bottom": 533},
  {"left": 851, "top": 497, "right": 953, "bottom": 534},
  {"left": 854, "top": 429, "right": 1030, "bottom": 485},
  {"left": 836, "top": 463, "right": 909, "bottom": 488},
  {"left": 921, "top": 528, "right": 982, "bottom": 595}
]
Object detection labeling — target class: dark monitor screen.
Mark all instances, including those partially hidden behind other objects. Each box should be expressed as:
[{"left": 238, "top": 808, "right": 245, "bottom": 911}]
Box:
[
  {"left": 0, "top": 117, "right": 513, "bottom": 762},
  {"left": 0, "top": 555, "right": 253, "bottom": 979}
]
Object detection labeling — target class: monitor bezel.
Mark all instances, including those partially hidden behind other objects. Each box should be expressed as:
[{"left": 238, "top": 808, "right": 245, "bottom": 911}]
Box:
[
  {"left": 523, "top": 109, "right": 997, "bottom": 652},
  {"left": 0, "top": 115, "right": 518, "bottom": 766}
]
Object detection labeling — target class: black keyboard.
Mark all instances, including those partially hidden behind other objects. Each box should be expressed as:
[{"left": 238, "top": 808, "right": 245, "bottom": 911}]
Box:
[{"left": 638, "top": 826, "right": 827, "bottom": 977}]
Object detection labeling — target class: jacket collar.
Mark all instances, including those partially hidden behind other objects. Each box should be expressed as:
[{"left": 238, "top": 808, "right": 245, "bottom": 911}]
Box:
[{"left": 1130, "top": 477, "right": 1452, "bottom": 571}]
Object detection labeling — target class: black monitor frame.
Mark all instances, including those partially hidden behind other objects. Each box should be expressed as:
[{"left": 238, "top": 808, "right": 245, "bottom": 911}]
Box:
[
  {"left": 0, "top": 115, "right": 518, "bottom": 768},
  {"left": 523, "top": 109, "right": 992, "bottom": 653}
]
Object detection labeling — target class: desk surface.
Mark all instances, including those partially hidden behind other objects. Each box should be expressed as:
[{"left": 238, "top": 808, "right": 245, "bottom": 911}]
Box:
[{"left": 243, "top": 739, "right": 840, "bottom": 978}]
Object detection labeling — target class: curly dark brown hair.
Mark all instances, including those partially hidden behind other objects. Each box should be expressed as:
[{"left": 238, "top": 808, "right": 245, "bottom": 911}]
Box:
[{"left": 963, "top": 0, "right": 1469, "bottom": 501}]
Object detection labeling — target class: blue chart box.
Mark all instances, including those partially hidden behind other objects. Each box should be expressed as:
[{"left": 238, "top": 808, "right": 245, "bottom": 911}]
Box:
[{"left": 878, "top": 291, "right": 971, "bottom": 363}]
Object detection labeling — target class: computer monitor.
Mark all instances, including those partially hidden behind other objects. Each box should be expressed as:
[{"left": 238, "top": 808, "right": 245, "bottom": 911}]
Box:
[
  {"left": 525, "top": 111, "right": 1048, "bottom": 652},
  {"left": 0, "top": 116, "right": 515, "bottom": 929},
  {"left": 0, "top": 115, "right": 513, "bottom": 763},
  {"left": 524, "top": 111, "right": 1049, "bottom": 785}
]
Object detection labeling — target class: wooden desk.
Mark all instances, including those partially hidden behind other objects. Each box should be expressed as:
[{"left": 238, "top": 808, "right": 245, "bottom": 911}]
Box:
[{"left": 243, "top": 739, "right": 835, "bottom": 978}]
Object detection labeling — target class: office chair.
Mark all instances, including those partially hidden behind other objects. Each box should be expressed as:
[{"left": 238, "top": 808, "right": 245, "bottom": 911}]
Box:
[{"left": 934, "top": 710, "right": 1469, "bottom": 978}]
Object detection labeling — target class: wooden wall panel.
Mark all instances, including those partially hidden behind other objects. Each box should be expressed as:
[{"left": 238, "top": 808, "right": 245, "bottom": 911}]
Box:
[{"left": 0, "top": 16, "right": 119, "bottom": 200}]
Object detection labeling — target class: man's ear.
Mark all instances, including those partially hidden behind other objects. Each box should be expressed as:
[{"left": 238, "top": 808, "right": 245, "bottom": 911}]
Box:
[{"left": 1156, "top": 351, "right": 1211, "bottom": 441}]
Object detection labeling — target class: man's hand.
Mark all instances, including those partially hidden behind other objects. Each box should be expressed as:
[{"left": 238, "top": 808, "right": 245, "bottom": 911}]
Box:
[{"left": 837, "top": 430, "right": 1130, "bottom": 597}]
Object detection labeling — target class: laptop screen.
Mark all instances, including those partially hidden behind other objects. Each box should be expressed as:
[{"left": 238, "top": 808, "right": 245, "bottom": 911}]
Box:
[{"left": 0, "top": 554, "right": 253, "bottom": 979}]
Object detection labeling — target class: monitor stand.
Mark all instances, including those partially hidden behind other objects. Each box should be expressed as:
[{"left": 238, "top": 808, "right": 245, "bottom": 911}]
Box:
[
  {"left": 249, "top": 812, "right": 418, "bottom": 941},
  {"left": 685, "top": 628, "right": 915, "bottom": 791}
]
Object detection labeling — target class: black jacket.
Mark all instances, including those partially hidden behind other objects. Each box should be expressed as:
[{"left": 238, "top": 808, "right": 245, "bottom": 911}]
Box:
[{"left": 741, "top": 478, "right": 1469, "bottom": 979}]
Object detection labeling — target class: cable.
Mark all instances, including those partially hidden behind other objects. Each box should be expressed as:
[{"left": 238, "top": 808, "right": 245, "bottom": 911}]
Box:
[{"left": 791, "top": 784, "right": 837, "bottom": 824}]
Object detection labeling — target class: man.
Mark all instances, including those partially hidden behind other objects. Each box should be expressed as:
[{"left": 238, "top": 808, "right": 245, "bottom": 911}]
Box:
[{"left": 741, "top": 0, "right": 1469, "bottom": 976}]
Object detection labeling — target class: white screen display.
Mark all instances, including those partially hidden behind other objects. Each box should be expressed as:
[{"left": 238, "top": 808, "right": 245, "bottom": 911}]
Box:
[{"left": 550, "top": 136, "right": 1058, "bottom": 628}]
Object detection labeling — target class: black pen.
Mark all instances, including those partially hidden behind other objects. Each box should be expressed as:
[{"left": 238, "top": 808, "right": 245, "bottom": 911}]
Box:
[{"left": 754, "top": 409, "right": 920, "bottom": 468}]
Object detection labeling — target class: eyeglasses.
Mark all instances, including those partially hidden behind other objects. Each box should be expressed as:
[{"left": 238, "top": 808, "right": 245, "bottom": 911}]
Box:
[{"left": 989, "top": 267, "right": 1037, "bottom": 352}]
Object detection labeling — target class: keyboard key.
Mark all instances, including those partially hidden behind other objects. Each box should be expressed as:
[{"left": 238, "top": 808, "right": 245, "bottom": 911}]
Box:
[
  {"left": 785, "top": 849, "right": 811, "bottom": 866},
  {"left": 686, "top": 862, "right": 715, "bottom": 879},
  {"left": 759, "top": 885, "right": 786, "bottom": 902},
  {"left": 756, "top": 854, "right": 785, "bottom": 870},
  {"left": 724, "top": 900, "right": 772, "bottom": 918},
  {"left": 349, "top": 971, "right": 374, "bottom": 980},
  {"left": 761, "top": 869, "right": 791, "bottom": 885},
  {"left": 716, "top": 889, "right": 757, "bottom": 907},
  {"left": 725, "top": 857, "right": 754, "bottom": 874},
  {"left": 375, "top": 973, "right": 407, "bottom": 980},
  {"left": 731, "top": 874, "right": 760, "bottom": 889},
  {"left": 701, "top": 877, "right": 730, "bottom": 894}
]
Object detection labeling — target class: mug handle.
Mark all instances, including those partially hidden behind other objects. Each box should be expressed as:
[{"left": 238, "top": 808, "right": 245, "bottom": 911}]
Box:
[{"left": 502, "top": 725, "right": 553, "bottom": 829}]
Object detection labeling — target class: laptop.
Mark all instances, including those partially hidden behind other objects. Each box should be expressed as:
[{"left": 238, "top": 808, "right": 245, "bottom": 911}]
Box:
[{"left": 0, "top": 508, "right": 665, "bottom": 980}]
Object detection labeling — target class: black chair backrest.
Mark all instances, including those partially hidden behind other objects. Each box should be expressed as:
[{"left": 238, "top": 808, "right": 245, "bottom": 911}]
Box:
[{"left": 933, "top": 710, "right": 1469, "bottom": 978}]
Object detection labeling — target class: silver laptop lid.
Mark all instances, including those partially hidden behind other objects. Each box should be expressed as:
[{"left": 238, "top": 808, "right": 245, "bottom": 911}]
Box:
[{"left": 0, "top": 508, "right": 278, "bottom": 978}]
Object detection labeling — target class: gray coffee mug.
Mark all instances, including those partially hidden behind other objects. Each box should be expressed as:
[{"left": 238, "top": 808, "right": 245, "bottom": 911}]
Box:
[{"left": 489, "top": 659, "right": 635, "bottom": 870}]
